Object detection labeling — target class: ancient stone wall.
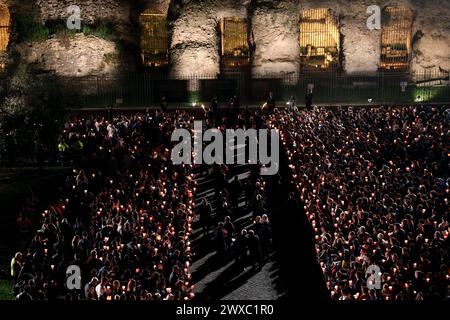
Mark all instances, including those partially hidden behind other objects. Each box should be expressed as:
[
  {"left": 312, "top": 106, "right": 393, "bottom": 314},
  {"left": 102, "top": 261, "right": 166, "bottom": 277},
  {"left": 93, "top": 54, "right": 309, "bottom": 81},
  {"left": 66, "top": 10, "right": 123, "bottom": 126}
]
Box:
[
  {"left": 16, "top": 34, "right": 119, "bottom": 76},
  {"left": 4, "top": 0, "right": 450, "bottom": 77},
  {"left": 251, "top": 0, "right": 300, "bottom": 77},
  {"left": 35, "top": 0, "right": 130, "bottom": 24},
  {"left": 169, "top": 0, "right": 248, "bottom": 78}
]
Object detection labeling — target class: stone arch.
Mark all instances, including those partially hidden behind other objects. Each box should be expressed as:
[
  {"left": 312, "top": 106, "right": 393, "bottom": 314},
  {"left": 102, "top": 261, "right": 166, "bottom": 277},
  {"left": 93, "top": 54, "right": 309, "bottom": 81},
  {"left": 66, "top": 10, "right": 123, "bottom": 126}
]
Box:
[
  {"left": 139, "top": 9, "right": 168, "bottom": 68},
  {"left": 0, "top": 2, "right": 11, "bottom": 53},
  {"left": 219, "top": 17, "right": 250, "bottom": 69},
  {"left": 380, "top": 6, "right": 414, "bottom": 70},
  {"left": 299, "top": 8, "right": 340, "bottom": 70}
]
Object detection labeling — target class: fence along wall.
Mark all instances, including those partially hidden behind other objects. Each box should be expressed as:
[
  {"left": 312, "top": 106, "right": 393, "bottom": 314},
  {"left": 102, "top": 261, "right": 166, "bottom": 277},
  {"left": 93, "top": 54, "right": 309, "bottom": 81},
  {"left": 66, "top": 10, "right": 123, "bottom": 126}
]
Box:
[{"left": 54, "top": 69, "right": 450, "bottom": 108}]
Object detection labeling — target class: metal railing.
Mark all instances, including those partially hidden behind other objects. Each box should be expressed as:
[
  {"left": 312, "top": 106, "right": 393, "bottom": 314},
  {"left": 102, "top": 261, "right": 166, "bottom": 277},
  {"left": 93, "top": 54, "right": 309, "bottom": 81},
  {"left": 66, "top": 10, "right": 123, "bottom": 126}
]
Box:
[{"left": 52, "top": 69, "right": 450, "bottom": 108}]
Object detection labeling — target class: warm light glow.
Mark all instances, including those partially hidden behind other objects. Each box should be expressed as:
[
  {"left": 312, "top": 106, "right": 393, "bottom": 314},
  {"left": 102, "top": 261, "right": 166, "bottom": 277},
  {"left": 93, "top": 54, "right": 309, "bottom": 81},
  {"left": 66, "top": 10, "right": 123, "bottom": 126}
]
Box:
[
  {"left": 380, "top": 6, "right": 414, "bottom": 70},
  {"left": 220, "top": 17, "right": 249, "bottom": 68},
  {"left": 0, "top": 3, "right": 10, "bottom": 72},
  {"left": 299, "top": 8, "right": 340, "bottom": 70},
  {"left": 139, "top": 10, "right": 168, "bottom": 68}
]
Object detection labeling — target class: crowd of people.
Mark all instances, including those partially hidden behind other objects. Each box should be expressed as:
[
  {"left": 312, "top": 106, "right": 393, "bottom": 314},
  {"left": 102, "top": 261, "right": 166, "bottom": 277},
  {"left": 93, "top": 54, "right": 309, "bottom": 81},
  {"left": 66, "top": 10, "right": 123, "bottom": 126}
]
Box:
[
  {"left": 10, "top": 100, "right": 449, "bottom": 301},
  {"left": 203, "top": 173, "right": 273, "bottom": 271},
  {"left": 199, "top": 106, "right": 274, "bottom": 271},
  {"left": 270, "top": 105, "right": 449, "bottom": 300},
  {"left": 12, "top": 111, "right": 197, "bottom": 300}
]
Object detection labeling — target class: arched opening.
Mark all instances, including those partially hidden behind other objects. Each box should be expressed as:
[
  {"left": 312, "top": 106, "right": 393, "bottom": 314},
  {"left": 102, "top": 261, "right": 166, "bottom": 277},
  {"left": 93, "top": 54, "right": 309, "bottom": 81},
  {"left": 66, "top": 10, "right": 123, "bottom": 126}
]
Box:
[
  {"left": 299, "top": 8, "right": 340, "bottom": 71},
  {"left": 380, "top": 6, "right": 413, "bottom": 71},
  {"left": 0, "top": 3, "right": 10, "bottom": 72},
  {"left": 220, "top": 17, "right": 250, "bottom": 70},
  {"left": 0, "top": 3, "right": 11, "bottom": 50},
  {"left": 139, "top": 10, "right": 168, "bottom": 68}
]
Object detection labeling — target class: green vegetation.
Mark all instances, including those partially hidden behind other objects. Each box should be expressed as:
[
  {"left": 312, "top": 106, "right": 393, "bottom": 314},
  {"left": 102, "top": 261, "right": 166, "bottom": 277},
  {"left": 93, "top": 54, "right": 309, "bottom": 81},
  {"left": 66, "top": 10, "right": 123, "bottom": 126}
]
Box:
[
  {"left": 0, "top": 280, "right": 13, "bottom": 300},
  {"left": 16, "top": 14, "right": 119, "bottom": 44},
  {"left": 82, "top": 21, "right": 118, "bottom": 41},
  {"left": 1, "top": 64, "right": 68, "bottom": 164},
  {"left": 21, "top": 23, "right": 50, "bottom": 42},
  {"left": 0, "top": 167, "right": 71, "bottom": 301},
  {"left": 0, "top": 249, "right": 13, "bottom": 300}
]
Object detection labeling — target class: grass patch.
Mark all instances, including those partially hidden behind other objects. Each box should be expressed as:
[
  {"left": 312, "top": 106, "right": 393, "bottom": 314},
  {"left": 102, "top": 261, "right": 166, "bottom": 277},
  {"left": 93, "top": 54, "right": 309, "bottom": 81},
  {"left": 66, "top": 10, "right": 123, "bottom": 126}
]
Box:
[
  {"left": 0, "top": 253, "right": 13, "bottom": 301},
  {"left": 17, "top": 18, "right": 119, "bottom": 44},
  {"left": 82, "top": 21, "right": 118, "bottom": 41},
  {"left": 21, "top": 23, "right": 50, "bottom": 42},
  {"left": 0, "top": 279, "right": 13, "bottom": 300}
]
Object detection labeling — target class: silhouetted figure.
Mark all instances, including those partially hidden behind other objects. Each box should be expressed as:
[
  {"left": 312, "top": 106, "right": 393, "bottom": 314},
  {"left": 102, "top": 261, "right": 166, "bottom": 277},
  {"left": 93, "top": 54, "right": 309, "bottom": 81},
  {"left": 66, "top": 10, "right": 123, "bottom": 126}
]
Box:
[
  {"left": 107, "top": 105, "right": 114, "bottom": 122},
  {"left": 235, "top": 229, "right": 248, "bottom": 269},
  {"left": 198, "top": 198, "right": 212, "bottom": 237},
  {"left": 247, "top": 230, "right": 263, "bottom": 270},
  {"left": 160, "top": 96, "right": 168, "bottom": 113},
  {"left": 287, "top": 95, "right": 296, "bottom": 111},
  {"left": 259, "top": 215, "right": 272, "bottom": 261},
  {"left": 223, "top": 216, "right": 236, "bottom": 249},
  {"left": 213, "top": 222, "right": 227, "bottom": 259},
  {"left": 305, "top": 93, "right": 313, "bottom": 111},
  {"left": 211, "top": 96, "right": 219, "bottom": 113},
  {"left": 229, "top": 175, "right": 242, "bottom": 212},
  {"left": 229, "top": 94, "right": 240, "bottom": 110},
  {"left": 267, "top": 91, "right": 276, "bottom": 113}
]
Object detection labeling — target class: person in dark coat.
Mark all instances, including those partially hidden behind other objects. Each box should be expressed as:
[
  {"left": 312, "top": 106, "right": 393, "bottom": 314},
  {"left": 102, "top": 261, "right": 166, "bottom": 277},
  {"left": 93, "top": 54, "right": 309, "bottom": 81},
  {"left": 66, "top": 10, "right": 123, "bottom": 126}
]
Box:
[
  {"left": 211, "top": 96, "right": 219, "bottom": 113},
  {"left": 235, "top": 229, "right": 248, "bottom": 269},
  {"left": 198, "top": 198, "right": 212, "bottom": 238},
  {"left": 247, "top": 230, "right": 263, "bottom": 270},
  {"left": 160, "top": 96, "right": 168, "bottom": 113},
  {"left": 259, "top": 214, "right": 272, "bottom": 261},
  {"left": 223, "top": 216, "right": 236, "bottom": 249},
  {"left": 267, "top": 91, "right": 276, "bottom": 114},
  {"left": 213, "top": 222, "right": 227, "bottom": 259},
  {"left": 305, "top": 93, "right": 313, "bottom": 111},
  {"left": 229, "top": 175, "right": 242, "bottom": 213}
]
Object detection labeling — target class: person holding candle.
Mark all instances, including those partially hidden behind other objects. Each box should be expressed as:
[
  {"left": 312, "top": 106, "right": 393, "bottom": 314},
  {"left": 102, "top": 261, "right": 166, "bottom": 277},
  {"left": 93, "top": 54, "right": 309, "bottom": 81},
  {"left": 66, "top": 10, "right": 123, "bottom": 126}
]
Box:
[{"left": 269, "top": 105, "right": 449, "bottom": 301}]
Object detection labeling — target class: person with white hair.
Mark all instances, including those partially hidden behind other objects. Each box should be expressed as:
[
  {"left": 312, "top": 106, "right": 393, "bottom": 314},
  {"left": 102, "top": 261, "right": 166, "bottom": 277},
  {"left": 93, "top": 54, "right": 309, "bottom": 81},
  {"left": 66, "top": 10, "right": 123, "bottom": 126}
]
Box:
[{"left": 10, "top": 252, "right": 22, "bottom": 282}]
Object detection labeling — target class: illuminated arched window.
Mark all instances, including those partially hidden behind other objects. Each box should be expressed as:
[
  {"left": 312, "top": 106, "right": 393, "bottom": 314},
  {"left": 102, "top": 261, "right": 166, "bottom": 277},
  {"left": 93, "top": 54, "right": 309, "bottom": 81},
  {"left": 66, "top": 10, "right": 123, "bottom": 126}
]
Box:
[
  {"left": 299, "top": 8, "right": 340, "bottom": 70},
  {"left": 380, "top": 7, "right": 413, "bottom": 70},
  {"left": 139, "top": 10, "right": 168, "bottom": 68},
  {"left": 0, "top": 3, "right": 10, "bottom": 52},
  {"left": 220, "top": 17, "right": 249, "bottom": 68}
]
